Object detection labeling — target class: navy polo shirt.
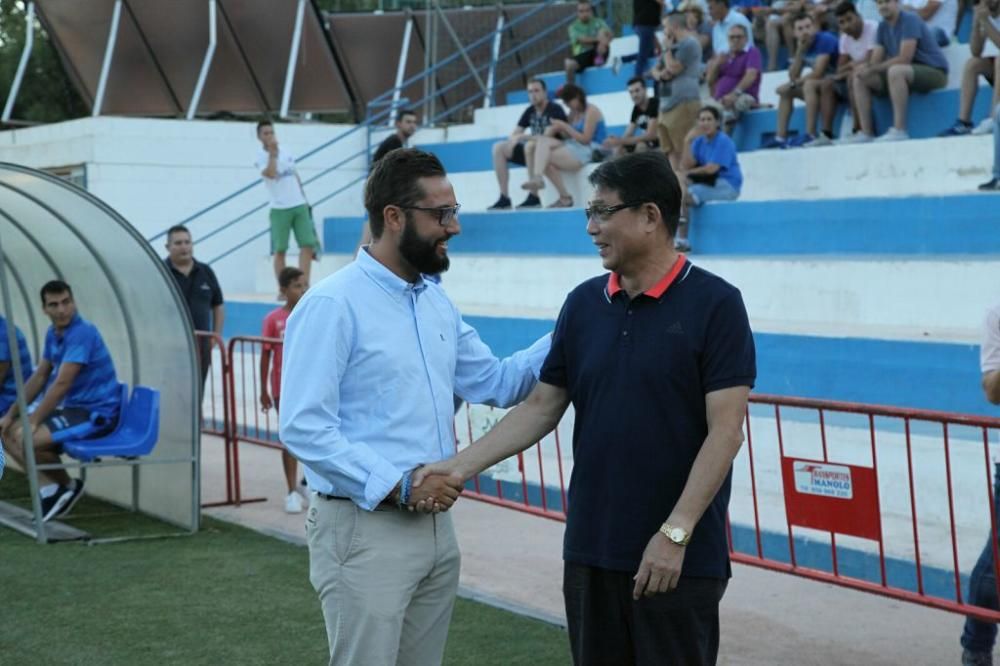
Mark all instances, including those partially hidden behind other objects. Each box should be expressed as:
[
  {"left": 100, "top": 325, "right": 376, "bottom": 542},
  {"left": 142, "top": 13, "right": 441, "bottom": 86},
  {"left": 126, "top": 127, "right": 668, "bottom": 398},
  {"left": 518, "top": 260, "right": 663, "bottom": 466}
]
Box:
[
  {"left": 165, "top": 259, "right": 224, "bottom": 332},
  {"left": 540, "top": 257, "right": 756, "bottom": 578}
]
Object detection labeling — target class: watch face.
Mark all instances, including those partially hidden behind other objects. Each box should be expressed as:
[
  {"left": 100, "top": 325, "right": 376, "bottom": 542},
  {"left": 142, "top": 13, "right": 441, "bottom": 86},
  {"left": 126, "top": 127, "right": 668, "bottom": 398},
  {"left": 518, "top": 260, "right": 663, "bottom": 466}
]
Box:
[{"left": 670, "top": 528, "right": 686, "bottom": 542}]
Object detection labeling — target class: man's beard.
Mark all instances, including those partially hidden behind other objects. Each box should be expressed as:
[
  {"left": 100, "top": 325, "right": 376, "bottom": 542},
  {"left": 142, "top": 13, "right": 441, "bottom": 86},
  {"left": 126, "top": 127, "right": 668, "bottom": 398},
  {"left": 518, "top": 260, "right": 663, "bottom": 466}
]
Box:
[{"left": 399, "top": 219, "right": 450, "bottom": 276}]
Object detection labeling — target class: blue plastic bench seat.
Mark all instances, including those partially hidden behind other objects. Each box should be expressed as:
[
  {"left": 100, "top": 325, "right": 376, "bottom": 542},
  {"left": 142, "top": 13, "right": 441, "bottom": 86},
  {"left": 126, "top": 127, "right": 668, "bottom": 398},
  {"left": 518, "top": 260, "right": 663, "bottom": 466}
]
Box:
[{"left": 62, "top": 386, "right": 161, "bottom": 462}]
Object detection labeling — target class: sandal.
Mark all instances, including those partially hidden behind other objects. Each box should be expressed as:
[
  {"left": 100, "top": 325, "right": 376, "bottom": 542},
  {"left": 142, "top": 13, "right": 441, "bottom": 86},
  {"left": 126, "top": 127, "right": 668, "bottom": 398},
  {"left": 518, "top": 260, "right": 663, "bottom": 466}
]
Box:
[
  {"left": 520, "top": 176, "right": 545, "bottom": 192},
  {"left": 547, "top": 196, "right": 574, "bottom": 209}
]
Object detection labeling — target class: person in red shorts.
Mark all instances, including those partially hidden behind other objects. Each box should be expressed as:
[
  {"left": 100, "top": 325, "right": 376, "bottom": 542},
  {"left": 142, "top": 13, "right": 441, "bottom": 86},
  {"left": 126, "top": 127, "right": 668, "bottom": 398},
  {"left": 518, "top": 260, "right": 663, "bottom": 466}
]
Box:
[{"left": 260, "top": 267, "right": 309, "bottom": 513}]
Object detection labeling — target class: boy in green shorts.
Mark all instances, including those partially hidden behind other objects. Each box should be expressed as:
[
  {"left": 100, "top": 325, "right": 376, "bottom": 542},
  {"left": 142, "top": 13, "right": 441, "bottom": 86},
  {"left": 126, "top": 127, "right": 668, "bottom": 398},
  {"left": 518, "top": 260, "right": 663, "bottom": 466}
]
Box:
[{"left": 255, "top": 120, "right": 318, "bottom": 286}]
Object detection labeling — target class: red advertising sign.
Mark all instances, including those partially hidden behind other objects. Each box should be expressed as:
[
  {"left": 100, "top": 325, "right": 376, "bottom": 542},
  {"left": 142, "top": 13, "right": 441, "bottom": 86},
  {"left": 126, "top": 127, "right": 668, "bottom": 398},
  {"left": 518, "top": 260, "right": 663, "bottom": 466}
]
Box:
[{"left": 781, "top": 457, "right": 883, "bottom": 541}]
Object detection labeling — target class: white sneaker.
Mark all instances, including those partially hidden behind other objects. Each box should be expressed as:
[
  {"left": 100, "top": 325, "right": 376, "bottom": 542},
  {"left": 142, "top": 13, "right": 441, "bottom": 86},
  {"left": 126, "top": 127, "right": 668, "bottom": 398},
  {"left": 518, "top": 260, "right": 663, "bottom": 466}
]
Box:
[
  {"left": 804, "top": 134, "right": 833, "bottom": 147},
  {"left": 835, "top": 132, "right": 873, "bottom": 145},
  {"left": 284, "top": 490, "right": 304, "bottom": 514},
  {"left": 972, "top": 118, "right": 995, "bottom": 135},
  {"left": 874, "top": 127, "right": 909, "bottom": 142}
]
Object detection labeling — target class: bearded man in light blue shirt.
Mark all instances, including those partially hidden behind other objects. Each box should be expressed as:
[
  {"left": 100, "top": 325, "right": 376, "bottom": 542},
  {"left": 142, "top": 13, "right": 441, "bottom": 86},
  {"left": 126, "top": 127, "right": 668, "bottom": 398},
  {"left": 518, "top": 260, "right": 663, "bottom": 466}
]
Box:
[{"left": 279, "top": 148, "right": 550, "bottom": 666}]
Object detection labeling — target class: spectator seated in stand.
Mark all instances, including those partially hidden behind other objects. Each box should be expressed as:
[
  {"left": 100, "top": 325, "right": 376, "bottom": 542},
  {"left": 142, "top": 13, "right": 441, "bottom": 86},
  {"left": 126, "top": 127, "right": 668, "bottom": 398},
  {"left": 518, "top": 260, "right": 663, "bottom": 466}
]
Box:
[
  {"left": 565, "top": 0, "right": 614, "bottom": 86},
  {"left": 939, "top": 0, "right": 1000, "bottom": 136},
  {"left": 708, "top": 23, "right": 763, "bottom": 123},
  {"left": 488, "top": 78, "right": 568, "bottom": 210},
  {"left": 762, "top": 0, "right": 814, "bottom": 71},
  {"left": 680, "top": 1, "right": 716, "bottom": 63},
  {"left": 763, "top": 12, "right": 840, "bottom": 148},
  {"left": 675, "top": 106, "right": 743, "bottom": 253},
  {"left": 521, "top": 84, "right": 607, "bottom": 208},
  {"left": 708, "top": 0, "right": 756, "bottom": 68},
  {"left": 829, "top": 2, "right": 879, "bottom": 143},
  {"left": 847, "top": 0, "right": 949, "bottom": 143},
  {"left": 902, "top": 0, "right": 957, "bottom": 46},
  {"left": 0, "top": 280, "right": 121, "bottom": 523},
  {"left": 602, "top": 77, "right": 660, "bottom": 157}
]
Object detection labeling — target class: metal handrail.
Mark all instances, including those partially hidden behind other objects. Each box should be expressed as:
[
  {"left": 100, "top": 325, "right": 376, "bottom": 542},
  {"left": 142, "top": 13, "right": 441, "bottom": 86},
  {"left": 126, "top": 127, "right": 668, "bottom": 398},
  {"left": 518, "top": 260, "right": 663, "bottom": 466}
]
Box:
[{"left": 165, "top": 0, "right": 577, "bottom": 261}]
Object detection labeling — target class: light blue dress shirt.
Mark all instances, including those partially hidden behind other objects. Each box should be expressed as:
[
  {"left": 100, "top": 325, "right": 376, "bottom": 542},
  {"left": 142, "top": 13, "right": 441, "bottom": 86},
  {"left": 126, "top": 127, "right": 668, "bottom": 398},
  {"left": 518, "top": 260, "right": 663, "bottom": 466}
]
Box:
[{"left": 279, "top": 249, "right": 551, "bottom": 511}]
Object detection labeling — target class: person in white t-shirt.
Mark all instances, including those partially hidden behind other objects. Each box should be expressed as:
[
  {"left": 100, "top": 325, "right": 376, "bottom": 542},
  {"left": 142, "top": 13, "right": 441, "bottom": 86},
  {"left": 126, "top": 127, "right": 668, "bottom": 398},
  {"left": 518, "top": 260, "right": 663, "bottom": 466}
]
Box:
[
  {"left": 959, "top": 300, "right": 1000, "bottom": 666},
  {"left": 939, "top": 0, "right": 1000, "bottom": 137},
  {"left": 255, "top": 120, "right": 318, "bottom": 286},
  {"left": 902, "top": 0, "right": 957, "bottom": 45},
  {"left": 829, "top": 2, "right": 879, "bottom": 142}
]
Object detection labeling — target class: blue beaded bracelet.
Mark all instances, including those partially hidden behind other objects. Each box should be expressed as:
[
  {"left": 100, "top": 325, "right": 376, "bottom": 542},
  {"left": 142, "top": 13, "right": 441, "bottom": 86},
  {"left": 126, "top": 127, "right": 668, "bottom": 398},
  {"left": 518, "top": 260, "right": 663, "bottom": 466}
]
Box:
[{"left": 398, "top": 470, "right": 413, "bottom": 507}]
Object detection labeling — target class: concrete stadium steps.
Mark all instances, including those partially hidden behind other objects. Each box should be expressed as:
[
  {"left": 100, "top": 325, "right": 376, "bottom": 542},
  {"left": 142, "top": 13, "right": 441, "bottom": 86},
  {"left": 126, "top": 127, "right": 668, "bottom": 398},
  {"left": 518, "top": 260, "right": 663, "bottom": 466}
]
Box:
[{"left": 416, "top": 134, "right": 992, "bottom": 211}]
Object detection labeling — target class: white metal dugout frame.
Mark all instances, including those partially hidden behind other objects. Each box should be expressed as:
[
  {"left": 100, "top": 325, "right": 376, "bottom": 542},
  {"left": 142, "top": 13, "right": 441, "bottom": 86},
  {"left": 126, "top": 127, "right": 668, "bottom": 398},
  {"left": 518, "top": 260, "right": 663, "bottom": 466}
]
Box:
[{"left": 0, "top": 163, "right": 200, "bottom": 543}]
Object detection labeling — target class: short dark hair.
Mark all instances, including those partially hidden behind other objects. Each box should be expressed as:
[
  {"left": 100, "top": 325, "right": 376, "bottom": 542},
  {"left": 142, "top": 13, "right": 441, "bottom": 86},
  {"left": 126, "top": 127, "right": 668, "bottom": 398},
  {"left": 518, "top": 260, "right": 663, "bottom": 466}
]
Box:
[
  {"left": 834, "top": 0, "right": 859, "bottom": 17},
  {"left": 528, "top": 77, "right": 547, "bottom": 91},
  {"left": 559, "top": 83, "right": 587, "bottom": 108},
  {"left": 588, "top": 152, "right": 682, "bottom": 238},
  {"left": 708, "top": 0, "right": 730, "bottom": 8},
  {"left": 40, "top": 280, "right": 72, "bottom": 306},
  {"left": 278, "top": 267, "right": 304, "bottom": 289},
  {"left": 364, "top": 148, "right": 446, "bottom": 240},
  {"left": 396, "top": 109, "right": 417, "bottom": 123},
  {"left": 167, "top": 224, "right": 190, "bottom": 241},
  {"left": 626, "top": 76, "right": 645, "bottom": 89},
  {"left": 256, "top": 119, "right": 273, "bottom": 134},
  {"left": 699, "top": 105, "right": 722, "bottom": 123},
  {"left": 792, "top": 10, "right": 814, "bottom": 24}
]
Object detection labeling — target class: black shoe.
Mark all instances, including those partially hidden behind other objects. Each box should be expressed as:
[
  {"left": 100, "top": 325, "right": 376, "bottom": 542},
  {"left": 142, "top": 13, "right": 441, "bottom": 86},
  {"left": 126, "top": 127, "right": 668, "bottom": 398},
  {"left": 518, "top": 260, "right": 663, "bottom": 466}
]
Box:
[
  {"left": 978, "top": 178, "right": 1000, "bottom": 192},
  {"left": 516, "top": 194, "right": 541, "bottom": 209},
  {"left": 42, "top": 478, "right": 85, "bottom": 522},
  {"left": 487, "top": 194, "right": 512, "bottom": 210}
]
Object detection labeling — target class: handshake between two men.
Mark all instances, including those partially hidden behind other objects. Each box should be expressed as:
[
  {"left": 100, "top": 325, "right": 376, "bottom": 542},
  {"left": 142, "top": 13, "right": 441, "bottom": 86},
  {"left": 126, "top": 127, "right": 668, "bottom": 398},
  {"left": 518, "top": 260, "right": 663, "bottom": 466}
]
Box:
[{"left": 393, "top": 458, "right": 474, "bottom": 513}]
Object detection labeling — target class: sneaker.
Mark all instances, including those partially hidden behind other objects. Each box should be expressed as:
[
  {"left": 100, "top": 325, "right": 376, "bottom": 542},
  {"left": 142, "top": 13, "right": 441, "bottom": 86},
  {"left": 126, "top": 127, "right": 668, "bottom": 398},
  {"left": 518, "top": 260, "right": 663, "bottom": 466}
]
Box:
[
  {"left": 787, "top": 133, "right": 814, "bottom": 147},
  {"left": 804, "top": 134, "right": 833, "bottom": 147},
  {"left": 962, "top": 649, "right": 993, "bottom": 666},
  {"left": 487, "top": 194, "right": 512, "bottom": 210},
  {"left": 674, "top": 238, "right": 692, "bottom": 252},
  {"left": 979, "top": 178, "right": 1000, "bottom": 192},
  {"left": 939, "top": 120, "right": 973, "bottom": 137},
  {"left": 761, "top": 136, "right": 788, "bottom": 149},
  {"left": 835, "top": 132, "right": 873, "bottom": 145},
  {"left": 516, "top": 193, "right": 541, "bottom": 209},
  {"left": 42, "top": 478, "right": 85, "bottom": 522},
  {"left": 972, "top": 118, "right": 995, "bottom": 135},
  {"left": 875, "top": 127, "right": 909, "bottom": 142},
  {"left": 284, "top": 490, "right": 304, "bottom": 514}
]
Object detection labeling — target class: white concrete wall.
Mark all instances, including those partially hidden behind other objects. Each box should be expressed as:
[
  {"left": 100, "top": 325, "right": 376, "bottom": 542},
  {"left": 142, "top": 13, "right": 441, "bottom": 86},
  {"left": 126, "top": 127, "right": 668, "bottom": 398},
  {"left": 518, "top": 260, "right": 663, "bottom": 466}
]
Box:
[{"left": 0, "top": 117, "right": 369, "bottom": 293}]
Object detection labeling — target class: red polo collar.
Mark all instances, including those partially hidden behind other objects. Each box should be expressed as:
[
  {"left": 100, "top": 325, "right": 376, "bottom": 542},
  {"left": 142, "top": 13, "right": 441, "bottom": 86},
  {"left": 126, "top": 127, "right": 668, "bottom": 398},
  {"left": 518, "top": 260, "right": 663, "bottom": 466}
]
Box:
[{"left": 607, "top": 254, "right": 687, "bottom": 299}]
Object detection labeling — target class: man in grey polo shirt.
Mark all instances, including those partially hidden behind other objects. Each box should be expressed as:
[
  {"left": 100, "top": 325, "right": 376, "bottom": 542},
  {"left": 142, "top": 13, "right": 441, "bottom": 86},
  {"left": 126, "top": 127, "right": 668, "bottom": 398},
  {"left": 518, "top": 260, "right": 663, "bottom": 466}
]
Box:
[{"left": 652, "top": 13, "right": 704, "bottom": 173}]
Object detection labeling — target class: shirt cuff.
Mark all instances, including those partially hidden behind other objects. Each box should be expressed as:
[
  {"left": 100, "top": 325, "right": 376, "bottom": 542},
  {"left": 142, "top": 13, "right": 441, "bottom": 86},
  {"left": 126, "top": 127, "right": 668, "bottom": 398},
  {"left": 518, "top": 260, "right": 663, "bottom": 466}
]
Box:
[{"left": 361, "top": 461, "right": 404, "bottom": 511}]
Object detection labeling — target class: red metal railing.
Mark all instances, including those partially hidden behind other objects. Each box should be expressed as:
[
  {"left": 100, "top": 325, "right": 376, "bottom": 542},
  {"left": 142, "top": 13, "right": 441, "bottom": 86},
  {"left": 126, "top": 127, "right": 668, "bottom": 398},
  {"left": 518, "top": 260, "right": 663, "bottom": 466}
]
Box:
[
  {"left": 196, "top": 331, "right": 237, "bottom": 507},
  {"left": 199, "top": 343, "right": 1000, "bottom": 621}
]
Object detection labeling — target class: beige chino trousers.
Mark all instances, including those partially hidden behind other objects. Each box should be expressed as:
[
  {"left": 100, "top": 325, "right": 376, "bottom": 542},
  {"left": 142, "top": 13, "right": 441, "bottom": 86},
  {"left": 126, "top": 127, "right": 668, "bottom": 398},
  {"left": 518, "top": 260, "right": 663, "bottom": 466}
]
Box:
[{"left": 306, "top": 494, "right": 461, "bottom": 666}]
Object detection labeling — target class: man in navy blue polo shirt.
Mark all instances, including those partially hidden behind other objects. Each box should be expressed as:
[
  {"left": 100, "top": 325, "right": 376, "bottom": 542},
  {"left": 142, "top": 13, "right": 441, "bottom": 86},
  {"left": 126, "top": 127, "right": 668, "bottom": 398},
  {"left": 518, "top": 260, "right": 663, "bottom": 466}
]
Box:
[
  {"left": 416, "top": 151, "right": 756, "bottom": 665},
  {"left": 0, "top": 280, "right": 121, "bottom": 522}
]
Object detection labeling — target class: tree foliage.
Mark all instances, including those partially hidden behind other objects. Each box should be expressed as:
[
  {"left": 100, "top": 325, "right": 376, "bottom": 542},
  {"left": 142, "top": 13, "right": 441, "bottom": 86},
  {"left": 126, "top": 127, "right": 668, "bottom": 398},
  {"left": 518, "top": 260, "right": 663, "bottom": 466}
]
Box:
[{"left": 0, "top": 0, "right": 86, "bottom": 124}]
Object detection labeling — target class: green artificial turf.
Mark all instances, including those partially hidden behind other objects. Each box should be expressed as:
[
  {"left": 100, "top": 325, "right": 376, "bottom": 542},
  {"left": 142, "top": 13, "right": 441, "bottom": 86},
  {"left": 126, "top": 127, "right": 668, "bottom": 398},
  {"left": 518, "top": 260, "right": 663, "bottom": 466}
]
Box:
[{"left": 0, "top": 471, "right": 570, "bottom": 665}]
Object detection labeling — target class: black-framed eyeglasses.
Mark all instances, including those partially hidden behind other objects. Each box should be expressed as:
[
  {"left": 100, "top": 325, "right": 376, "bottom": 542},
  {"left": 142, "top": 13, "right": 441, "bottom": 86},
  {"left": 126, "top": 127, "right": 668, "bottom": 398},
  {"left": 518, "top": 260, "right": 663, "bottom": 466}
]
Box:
[
  {"left": 400, "top": 204, "right": 461, "bottom": 226},
  {"left": 585, "top": 201, "right": 642, "bottom": 223}
]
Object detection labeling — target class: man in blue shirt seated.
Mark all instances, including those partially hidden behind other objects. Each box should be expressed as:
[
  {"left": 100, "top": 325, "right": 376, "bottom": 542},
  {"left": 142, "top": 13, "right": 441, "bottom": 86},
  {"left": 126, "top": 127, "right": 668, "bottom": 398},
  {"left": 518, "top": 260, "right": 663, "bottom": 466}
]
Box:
[
  {"left": 418, "top": 150, "right": 756, "bottom": 665},
  {"left": 0, "top": 281, "right": 121, "bottom": 522},
  {"left": 279, "top": 148, "right": 550, "bottom": 665},
  {"left": 763, "top": 12, "right": 840, "bottom": 148},
  {"left": 0, "top": 315, "right": 33, "bottom": 417}
]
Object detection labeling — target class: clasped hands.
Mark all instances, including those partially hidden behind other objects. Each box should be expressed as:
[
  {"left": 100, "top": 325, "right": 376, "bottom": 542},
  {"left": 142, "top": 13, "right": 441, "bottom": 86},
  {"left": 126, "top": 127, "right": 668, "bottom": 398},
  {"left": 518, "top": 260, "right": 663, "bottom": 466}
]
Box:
[{"left": 402, "top": 462, "right": 465, "bottom": 514}]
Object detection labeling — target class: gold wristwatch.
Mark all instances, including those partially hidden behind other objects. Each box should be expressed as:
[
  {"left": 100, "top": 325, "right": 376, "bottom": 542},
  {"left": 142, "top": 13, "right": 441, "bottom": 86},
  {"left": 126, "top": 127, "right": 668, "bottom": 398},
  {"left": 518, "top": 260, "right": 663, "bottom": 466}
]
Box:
[{"left": 659, "top": 523, "right": 691, "bottom": 546}]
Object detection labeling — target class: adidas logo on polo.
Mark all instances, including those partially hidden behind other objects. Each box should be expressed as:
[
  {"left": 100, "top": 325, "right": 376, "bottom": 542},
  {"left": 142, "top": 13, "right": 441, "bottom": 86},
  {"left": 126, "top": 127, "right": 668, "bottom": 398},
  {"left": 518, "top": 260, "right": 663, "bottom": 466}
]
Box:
[{"left": 666, "top": 321, "right": 684, "bottom": 335}]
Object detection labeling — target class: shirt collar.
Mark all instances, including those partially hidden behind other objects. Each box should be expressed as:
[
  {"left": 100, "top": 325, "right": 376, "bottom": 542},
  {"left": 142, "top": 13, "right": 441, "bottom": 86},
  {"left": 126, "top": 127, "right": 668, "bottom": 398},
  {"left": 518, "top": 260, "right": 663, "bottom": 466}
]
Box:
[
  {"left": 606, "top": 254, "right": 688, "bottom": 300},
  {"left": 54, "top": 313, "right": 82, "bottom": 339},
  {"left": 356, "top": 247, "right": 428, "bottom": 297}
]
